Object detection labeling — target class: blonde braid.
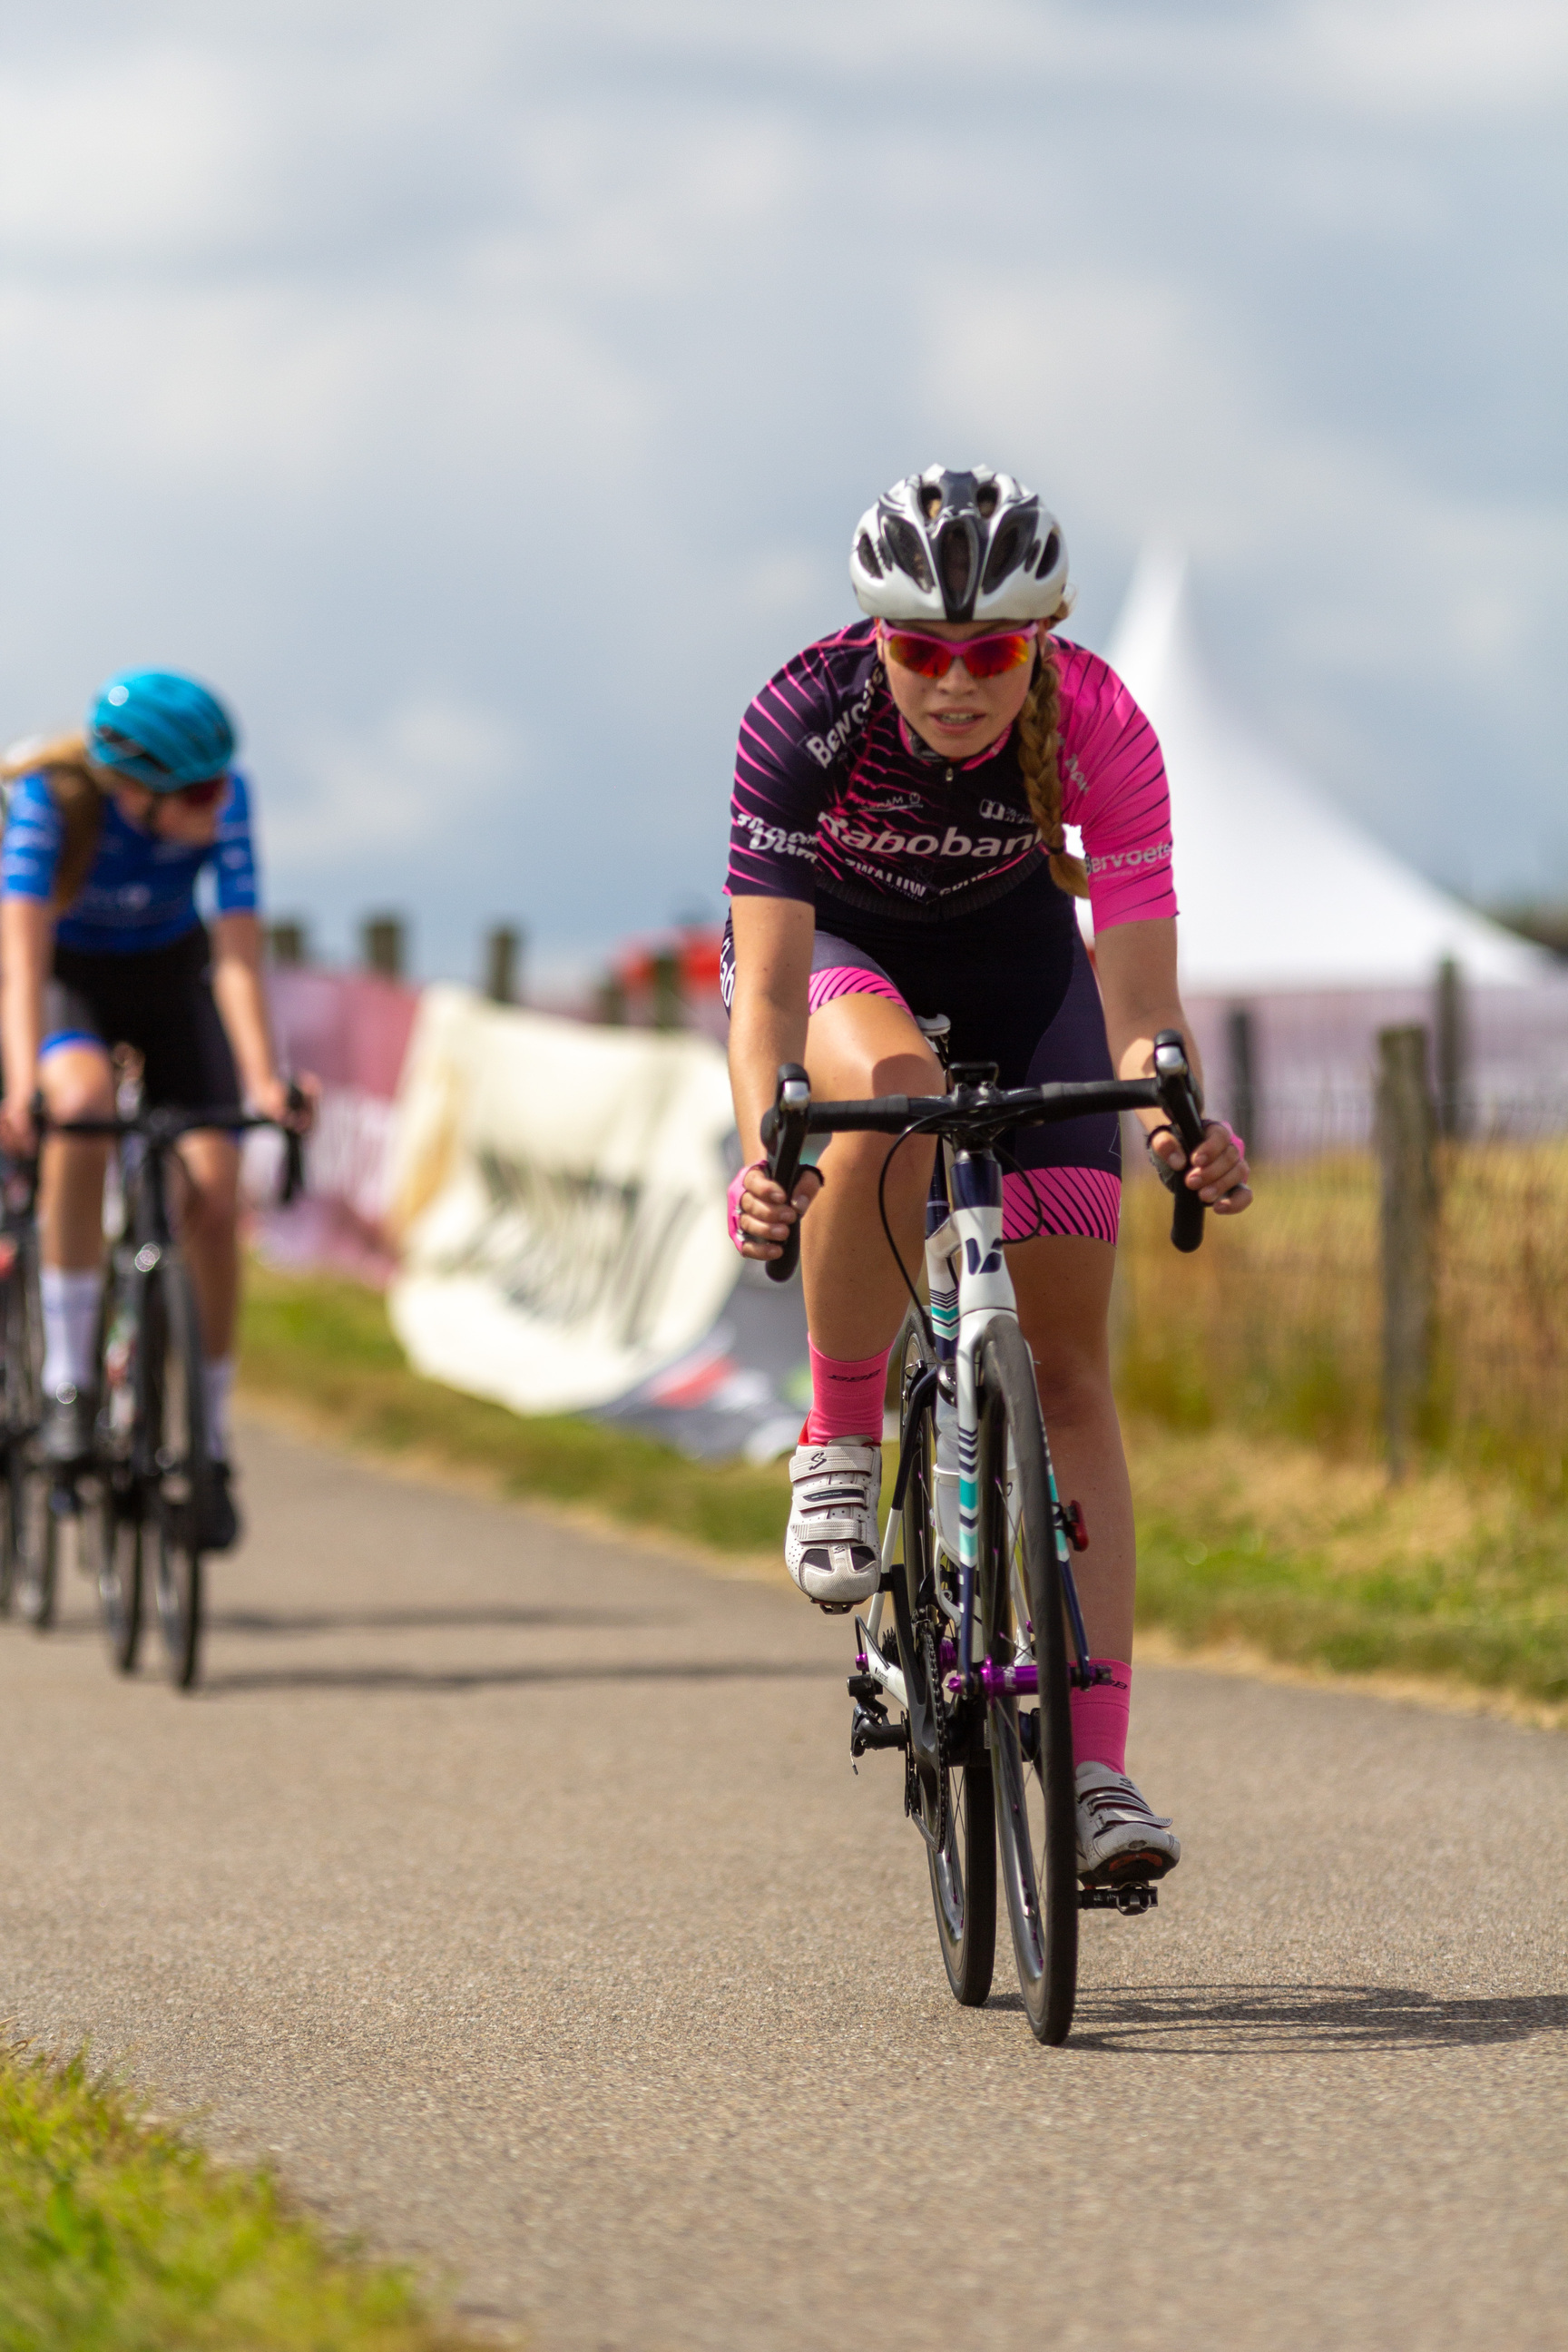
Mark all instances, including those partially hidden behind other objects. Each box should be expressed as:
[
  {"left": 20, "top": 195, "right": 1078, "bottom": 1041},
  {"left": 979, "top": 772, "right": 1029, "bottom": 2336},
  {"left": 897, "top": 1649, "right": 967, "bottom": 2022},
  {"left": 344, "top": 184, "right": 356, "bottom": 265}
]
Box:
[{"left": 1015, "top": 623, "right": 1090, "bottom": 897}]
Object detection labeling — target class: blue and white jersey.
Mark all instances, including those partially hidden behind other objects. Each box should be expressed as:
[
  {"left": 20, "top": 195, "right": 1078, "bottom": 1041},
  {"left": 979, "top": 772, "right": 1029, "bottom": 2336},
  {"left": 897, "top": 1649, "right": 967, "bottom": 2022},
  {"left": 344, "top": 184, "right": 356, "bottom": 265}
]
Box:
[{"left": 0, "top": 768, "right": 260, "bottom": 955}]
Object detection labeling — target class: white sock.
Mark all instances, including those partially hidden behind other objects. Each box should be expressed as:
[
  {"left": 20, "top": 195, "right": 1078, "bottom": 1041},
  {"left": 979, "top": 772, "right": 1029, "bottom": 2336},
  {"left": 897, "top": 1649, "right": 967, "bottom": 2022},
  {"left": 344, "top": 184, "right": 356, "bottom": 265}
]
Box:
[
  {"left": 202, "top": 1357, "right": 235, "bottom": 1463},
  {"left": 41, "top": 1267, "right": 103, "bottom": 1396}
]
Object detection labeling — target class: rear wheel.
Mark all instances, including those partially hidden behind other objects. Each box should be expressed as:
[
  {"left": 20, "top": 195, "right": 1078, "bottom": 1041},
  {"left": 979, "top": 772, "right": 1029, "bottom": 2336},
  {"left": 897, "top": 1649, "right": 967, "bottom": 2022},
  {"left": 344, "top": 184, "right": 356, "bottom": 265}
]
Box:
[
  {"left": 979, "top": 1319, "right": 1078, "bottom": 2046},
  {"left": 897, "top": 1312, "right": 996, "bottom": 2009},
  {"left": 144, "top": 1260, "right": 209, "bottom": 1690}
]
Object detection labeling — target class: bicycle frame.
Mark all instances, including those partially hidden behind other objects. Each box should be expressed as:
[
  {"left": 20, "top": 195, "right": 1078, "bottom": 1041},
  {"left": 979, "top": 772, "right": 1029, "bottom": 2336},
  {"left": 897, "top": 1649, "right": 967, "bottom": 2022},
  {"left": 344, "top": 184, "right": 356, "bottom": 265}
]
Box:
[
  {"left": 853, "top": 1137, "right": 1088, "bottom": 1714},
  {"left": 760, "top": 1027, "right": 1209, "bottom": 1720}
]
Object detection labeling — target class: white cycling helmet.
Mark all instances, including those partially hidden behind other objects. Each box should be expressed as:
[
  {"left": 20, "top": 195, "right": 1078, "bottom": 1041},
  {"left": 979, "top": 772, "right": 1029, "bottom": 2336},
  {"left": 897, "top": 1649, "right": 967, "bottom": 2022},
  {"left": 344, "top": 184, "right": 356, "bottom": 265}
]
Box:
[{"left": 849, "top": 465, "right": 1069, "bottom": 624}]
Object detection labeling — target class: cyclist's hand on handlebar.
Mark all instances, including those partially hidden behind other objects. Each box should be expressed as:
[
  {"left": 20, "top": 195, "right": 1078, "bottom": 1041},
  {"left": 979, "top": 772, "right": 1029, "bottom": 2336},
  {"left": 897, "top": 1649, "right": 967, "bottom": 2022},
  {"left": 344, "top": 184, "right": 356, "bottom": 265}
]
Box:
[
  {"left": 1150, "top": 1119, "right": 1252, "bottom": 1215},
  {"left": 729, "top": 1161, "right": 823, "bottom": 1260},
  {"left": 249, "top": 1073, "right": 319, "bottom": 1134},
  {"left": 0, "top": 1093, "right": 37, "bottom": 1159}
]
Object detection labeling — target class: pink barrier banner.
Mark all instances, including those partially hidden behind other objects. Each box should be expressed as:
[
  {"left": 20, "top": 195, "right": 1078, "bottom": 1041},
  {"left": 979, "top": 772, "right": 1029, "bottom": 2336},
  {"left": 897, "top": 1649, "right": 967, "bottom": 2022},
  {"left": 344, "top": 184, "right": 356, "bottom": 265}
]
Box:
[{"left": 252, "top": 969, "right": 420, "bottom": 1285}]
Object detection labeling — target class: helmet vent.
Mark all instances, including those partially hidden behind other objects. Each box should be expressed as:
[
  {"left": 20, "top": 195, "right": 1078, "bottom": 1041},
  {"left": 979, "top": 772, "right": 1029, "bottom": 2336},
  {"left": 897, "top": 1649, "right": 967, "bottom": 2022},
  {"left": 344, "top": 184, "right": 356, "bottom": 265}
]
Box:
[
  {"left": 856, "top": 531, "right": 883, "bottom": 579},
  {"left": 982, "top": 517, "right": 1024, "bottom": 593},
  {"left": 975, "top": 482, "right": 999, "bottom": 519},
  {"left": 937, "top": 522, "right": 974, "bottom": 612},
  {"left": 884, "top": 515, "right": 935, "bottom": 592},
  {"left": 1036, "top": 528, "right": 1061, "bottom": 578}
]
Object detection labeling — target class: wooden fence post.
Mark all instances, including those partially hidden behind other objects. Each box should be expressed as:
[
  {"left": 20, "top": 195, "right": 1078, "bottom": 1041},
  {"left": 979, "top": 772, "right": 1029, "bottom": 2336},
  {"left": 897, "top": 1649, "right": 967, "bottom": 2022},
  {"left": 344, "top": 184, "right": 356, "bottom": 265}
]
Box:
[
  {"left": 485, "top": 925, "right": 523, "bottom": 1005},
  {"left": 1227, "top": 1003, "right": 1259, "bottom": 1160},
  {"left": 267, "top": 919, "right": 309, "bottom": 969},
  {"left": 1377, "top": 1024, "right": 1438, "bottom": 1478},
  {"left": 361, "top": 914, "right": 406, "bottom": 981},
  {"left": 1435, "top": 956, "right": 1470, "bottom": 1139},
  {"left": 651, "top": 947, "right": 682, "bottom": 1031}
]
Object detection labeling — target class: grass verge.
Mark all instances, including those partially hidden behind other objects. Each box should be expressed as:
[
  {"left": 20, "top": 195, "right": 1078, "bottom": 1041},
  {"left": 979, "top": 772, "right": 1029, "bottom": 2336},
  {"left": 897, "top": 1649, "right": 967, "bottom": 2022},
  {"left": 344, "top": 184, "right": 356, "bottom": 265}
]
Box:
[
  {"left": 240, "top": 1263, "right": 1568, "bottom": 1717},
  {"left": 1129, "top": 1419, "right": 1568, "bottom": 1717},
  {"left": 240, "top": 1260, "right": 792, "bottom": 1563},
  {"left": 0, "top": 2043, "right": 470, "bottom": 2352}
]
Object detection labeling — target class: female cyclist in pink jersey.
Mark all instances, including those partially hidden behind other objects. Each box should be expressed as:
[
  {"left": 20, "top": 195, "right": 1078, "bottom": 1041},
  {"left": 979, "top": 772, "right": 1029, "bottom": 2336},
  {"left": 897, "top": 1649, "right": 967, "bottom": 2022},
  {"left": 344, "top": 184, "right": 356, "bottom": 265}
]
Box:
[{"left": 723, "top": 466, "right": 1251, "bottom": 1886}]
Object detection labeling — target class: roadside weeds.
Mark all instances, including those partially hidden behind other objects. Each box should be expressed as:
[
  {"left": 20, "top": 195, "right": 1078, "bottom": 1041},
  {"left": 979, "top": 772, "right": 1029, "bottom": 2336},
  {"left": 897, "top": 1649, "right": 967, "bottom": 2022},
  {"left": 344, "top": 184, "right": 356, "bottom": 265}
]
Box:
[{"left": 0, "top": 2041, "right": 489, "bottom": 2352}]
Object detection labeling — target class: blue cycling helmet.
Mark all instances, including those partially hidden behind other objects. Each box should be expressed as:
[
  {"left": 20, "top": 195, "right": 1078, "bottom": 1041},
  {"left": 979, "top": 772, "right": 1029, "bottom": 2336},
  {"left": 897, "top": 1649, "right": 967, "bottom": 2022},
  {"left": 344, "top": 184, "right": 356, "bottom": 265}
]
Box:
[{"left": 86, "top": 669, "right": 237, "bottom": 790}]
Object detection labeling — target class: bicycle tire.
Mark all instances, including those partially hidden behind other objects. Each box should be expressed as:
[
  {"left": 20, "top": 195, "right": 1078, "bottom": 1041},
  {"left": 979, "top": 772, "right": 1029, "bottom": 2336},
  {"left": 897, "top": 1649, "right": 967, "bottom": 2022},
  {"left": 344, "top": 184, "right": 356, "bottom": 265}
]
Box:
[
  {"left": 145, "top": 1257, "right": 208, "bottom": 1690},
  {"left": 978, "top": 1318, "right": 1078, "bottom": 2046},
  {"left": 93, "top": 1260, "right": 144, "bottom": 1674},
  {"left": 0, "top": 1238, "right": 43, "bottom": 1615},
  {"left": 897, "top": 1314, "right": 997, "bottom": 2008},
  {"left": 0, "top": 1441, "right": 16, "bottom": 1617},
  {"left": 19, "top": 1490, "right": 62, "bottom": 1632},
  {"left": 95, "top": 1487, "right": 143, "bottom": 1674}
]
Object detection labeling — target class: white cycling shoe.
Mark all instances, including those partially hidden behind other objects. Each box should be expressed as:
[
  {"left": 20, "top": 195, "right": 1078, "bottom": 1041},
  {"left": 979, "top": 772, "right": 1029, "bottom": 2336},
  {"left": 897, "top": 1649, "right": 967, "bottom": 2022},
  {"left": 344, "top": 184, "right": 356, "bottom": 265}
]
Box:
[
  {"left": 1075, "top": 1762, "right": 1181, "bottom": 1886},
  {"left": 785, "top": 1440, "right": 882, "bottom": 1611}
]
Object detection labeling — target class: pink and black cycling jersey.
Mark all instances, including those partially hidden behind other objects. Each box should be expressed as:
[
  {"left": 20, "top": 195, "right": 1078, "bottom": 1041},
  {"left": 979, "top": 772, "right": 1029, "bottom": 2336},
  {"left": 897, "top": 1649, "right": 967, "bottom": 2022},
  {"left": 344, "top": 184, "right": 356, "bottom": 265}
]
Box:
[
  {"left": 725, "top": 619, "right": 1175, "bottom": 929},
  {"left": 723, "top": 621, "right": 1179, "bottom": 1247}
]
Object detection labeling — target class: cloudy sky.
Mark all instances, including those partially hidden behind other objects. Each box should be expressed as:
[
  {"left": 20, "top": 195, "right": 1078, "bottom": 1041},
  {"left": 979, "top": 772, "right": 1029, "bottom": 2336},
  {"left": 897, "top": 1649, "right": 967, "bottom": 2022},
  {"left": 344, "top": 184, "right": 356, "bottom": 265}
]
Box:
[{"left": 3, "top": 0, "right": 1564, "bottom": 984}]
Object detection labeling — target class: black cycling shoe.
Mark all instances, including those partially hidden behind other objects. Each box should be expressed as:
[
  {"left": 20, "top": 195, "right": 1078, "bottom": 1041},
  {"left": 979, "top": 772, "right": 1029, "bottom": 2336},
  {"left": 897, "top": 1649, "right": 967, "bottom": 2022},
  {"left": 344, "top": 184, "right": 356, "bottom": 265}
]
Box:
[
  {"left": 197, "top": 1457, "right": 241, "bottom": 1553},
  {"left": 40, "top": 1385, "right": 96, "bottom": 1467}
]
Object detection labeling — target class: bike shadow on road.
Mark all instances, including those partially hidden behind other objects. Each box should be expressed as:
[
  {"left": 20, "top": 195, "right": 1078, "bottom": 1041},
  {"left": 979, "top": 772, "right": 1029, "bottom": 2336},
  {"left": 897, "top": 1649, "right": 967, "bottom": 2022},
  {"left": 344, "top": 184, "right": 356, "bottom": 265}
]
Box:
[
  {"left": 207, "top": 1604, "right": 663, "bottom": 1637},
  {"left": 201, "top": 1654, "right": 834, "bottom": 1697},
  {"left": 1029, "top": 1981, "right": 1568, "bottom": 2054}
]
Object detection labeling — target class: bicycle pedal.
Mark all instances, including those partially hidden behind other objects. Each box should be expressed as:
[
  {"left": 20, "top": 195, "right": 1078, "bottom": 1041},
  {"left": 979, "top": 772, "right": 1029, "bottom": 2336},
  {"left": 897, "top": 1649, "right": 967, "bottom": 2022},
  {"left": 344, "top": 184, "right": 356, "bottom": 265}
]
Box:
[{"left": 1079, "top": 1882, "right": 1159, "bottom": 1916}]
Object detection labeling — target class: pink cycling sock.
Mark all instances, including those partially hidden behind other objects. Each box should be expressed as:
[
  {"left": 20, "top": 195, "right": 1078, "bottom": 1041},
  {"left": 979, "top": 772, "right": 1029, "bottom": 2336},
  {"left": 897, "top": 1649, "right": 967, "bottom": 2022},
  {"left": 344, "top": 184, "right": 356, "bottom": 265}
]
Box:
[
  {"left": 1070, "top": 1659, "right": 1131, "bottom": 1774},
  {"left": 805, "top": 1340, "right": 890, "bottom": 1446}
]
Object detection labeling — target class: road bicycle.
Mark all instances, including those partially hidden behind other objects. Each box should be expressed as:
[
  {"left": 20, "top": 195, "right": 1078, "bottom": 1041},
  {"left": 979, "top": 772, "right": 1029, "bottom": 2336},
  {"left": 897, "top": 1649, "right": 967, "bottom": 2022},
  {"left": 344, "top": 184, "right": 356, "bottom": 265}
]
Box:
[
  {"left": 19, "top": 1093, "right": 302, "bottom": 1688},
  {"left": 0, "top": 1152, "right": 44, "bottom": 1617},
  {"left": 762, "top": 1026, "right": 1207, "bottom": 2046}
]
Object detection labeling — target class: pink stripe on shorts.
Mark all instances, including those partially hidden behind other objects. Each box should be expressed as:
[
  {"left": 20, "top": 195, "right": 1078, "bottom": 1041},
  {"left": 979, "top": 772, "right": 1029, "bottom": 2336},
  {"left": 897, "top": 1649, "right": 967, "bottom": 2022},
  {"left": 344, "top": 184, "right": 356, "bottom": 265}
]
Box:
[
  {"left": 807, "top": 963, "right": 908, "bottom": 1014},
  {"left": 1002, "top": 1165, "right": 1121, "bottom": 1245},
  {"left": 805, "top": 959, "right": 1121, "bottom": 1246}
]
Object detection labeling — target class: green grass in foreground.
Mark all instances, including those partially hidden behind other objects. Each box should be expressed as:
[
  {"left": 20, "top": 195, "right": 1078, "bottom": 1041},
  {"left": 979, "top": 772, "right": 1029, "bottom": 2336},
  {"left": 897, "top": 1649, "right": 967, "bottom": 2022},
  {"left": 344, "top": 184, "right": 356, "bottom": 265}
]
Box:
[
  {"left": 0, "top": 2045, "right": 466, "bottom": 2352},
  {"left": 240, "top": 1263, "right": 1568, "bottom": 1710}
]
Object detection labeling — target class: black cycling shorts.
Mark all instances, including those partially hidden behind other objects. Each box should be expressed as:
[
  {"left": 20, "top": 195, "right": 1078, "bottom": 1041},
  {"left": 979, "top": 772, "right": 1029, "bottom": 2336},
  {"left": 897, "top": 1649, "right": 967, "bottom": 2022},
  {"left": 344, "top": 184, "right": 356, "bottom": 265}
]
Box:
[{"left": 43, "top": 921, "right": 242, "bottom": 1117}]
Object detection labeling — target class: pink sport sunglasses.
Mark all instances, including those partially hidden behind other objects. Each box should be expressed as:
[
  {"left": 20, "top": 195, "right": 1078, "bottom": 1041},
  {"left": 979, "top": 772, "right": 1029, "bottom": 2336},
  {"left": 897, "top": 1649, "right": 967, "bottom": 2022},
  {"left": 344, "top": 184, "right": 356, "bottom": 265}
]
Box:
[{"left": 878, "top": 620, "right": 1040, "bottom": 681}]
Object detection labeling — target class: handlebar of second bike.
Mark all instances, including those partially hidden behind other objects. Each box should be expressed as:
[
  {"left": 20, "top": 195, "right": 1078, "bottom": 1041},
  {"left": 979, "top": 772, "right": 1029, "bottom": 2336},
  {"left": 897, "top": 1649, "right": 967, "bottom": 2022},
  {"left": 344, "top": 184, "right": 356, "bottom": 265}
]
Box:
[
  {"left": 758, "top": 1028, "right": 1209, "bottom": 1283},
  {"left": 33, "top": 1083, "right": 310, "bottom": 1207}
]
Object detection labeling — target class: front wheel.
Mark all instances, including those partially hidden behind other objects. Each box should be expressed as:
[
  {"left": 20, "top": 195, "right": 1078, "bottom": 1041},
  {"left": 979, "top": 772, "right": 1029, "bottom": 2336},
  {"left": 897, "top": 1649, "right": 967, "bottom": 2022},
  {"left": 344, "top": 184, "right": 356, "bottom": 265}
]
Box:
[
  {"left": 143, "top": 1259, "right": 209, "bottom": 1690},
  {"left": 897, "top": 1310, "right": 997, "bottom": 2009},
  {"left": 0, "top": 1242, "right": 43, "bottom": 1616},
  {"left": 979, "top": 1320, "right": 1079, "bottom": 2046},
  {"left": 0, "top": 1441, "right": 22, "bottom": 1617},
  {"left": 18, "top": 1485, "right": 63, "bottom": 1632},
  {"left": 94, "top": 1483, "right": 143, "bottom": 1675}
]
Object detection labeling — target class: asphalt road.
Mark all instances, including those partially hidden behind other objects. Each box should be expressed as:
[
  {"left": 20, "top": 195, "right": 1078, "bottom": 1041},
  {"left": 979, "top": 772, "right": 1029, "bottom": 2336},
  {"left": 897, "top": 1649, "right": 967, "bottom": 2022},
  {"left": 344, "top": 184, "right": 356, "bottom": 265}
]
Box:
[{"left": 2, "top": 1416, "right": 1566, "bottom": 2351}]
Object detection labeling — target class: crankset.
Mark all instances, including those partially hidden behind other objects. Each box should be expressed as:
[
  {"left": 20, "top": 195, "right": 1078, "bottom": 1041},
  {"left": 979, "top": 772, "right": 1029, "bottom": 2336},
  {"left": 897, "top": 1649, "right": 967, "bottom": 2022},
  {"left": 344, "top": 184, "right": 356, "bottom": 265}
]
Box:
[{"left": 902, "top": 1619, "right": 952, "bottom": 1856}]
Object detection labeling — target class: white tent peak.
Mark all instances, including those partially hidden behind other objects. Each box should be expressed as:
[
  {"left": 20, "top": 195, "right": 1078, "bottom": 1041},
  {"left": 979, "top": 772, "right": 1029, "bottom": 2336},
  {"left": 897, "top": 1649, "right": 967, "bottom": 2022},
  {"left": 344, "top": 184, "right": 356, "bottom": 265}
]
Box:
[{"left": 1101, "top": 547, "right": 1547, "bottom": 994}]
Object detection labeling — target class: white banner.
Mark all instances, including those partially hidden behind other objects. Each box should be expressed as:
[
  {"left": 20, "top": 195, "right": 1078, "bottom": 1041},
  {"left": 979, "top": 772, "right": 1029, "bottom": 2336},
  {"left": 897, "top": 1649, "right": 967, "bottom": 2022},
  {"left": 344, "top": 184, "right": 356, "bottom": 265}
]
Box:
[{"left": 385, "top": 985, "right": 741, "bottom": 1415}]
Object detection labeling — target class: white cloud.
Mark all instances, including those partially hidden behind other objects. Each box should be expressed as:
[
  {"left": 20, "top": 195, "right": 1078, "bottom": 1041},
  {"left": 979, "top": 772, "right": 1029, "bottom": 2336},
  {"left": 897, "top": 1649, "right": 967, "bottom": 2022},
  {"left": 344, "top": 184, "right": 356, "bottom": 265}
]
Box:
[
  {"left": 0, "top": 50, "right": 255, "bottom": 262},
  {"left": 273, "top": 696, "right": 521, "bottom": 867}
]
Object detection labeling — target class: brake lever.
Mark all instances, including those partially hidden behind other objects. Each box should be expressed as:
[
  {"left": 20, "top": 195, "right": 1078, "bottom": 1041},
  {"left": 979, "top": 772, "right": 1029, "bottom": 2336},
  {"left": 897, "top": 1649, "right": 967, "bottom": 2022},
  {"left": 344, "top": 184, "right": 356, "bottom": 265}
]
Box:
[
  {"left": 1152, "top": 1028, "right": 1206, "bottom": 1254},
  {"left": 759, "top": 1063, "right": 811, "bottom": 1285},
  {"left": 280, "top": 1081, "right": 308, "bottom": 1206}
]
